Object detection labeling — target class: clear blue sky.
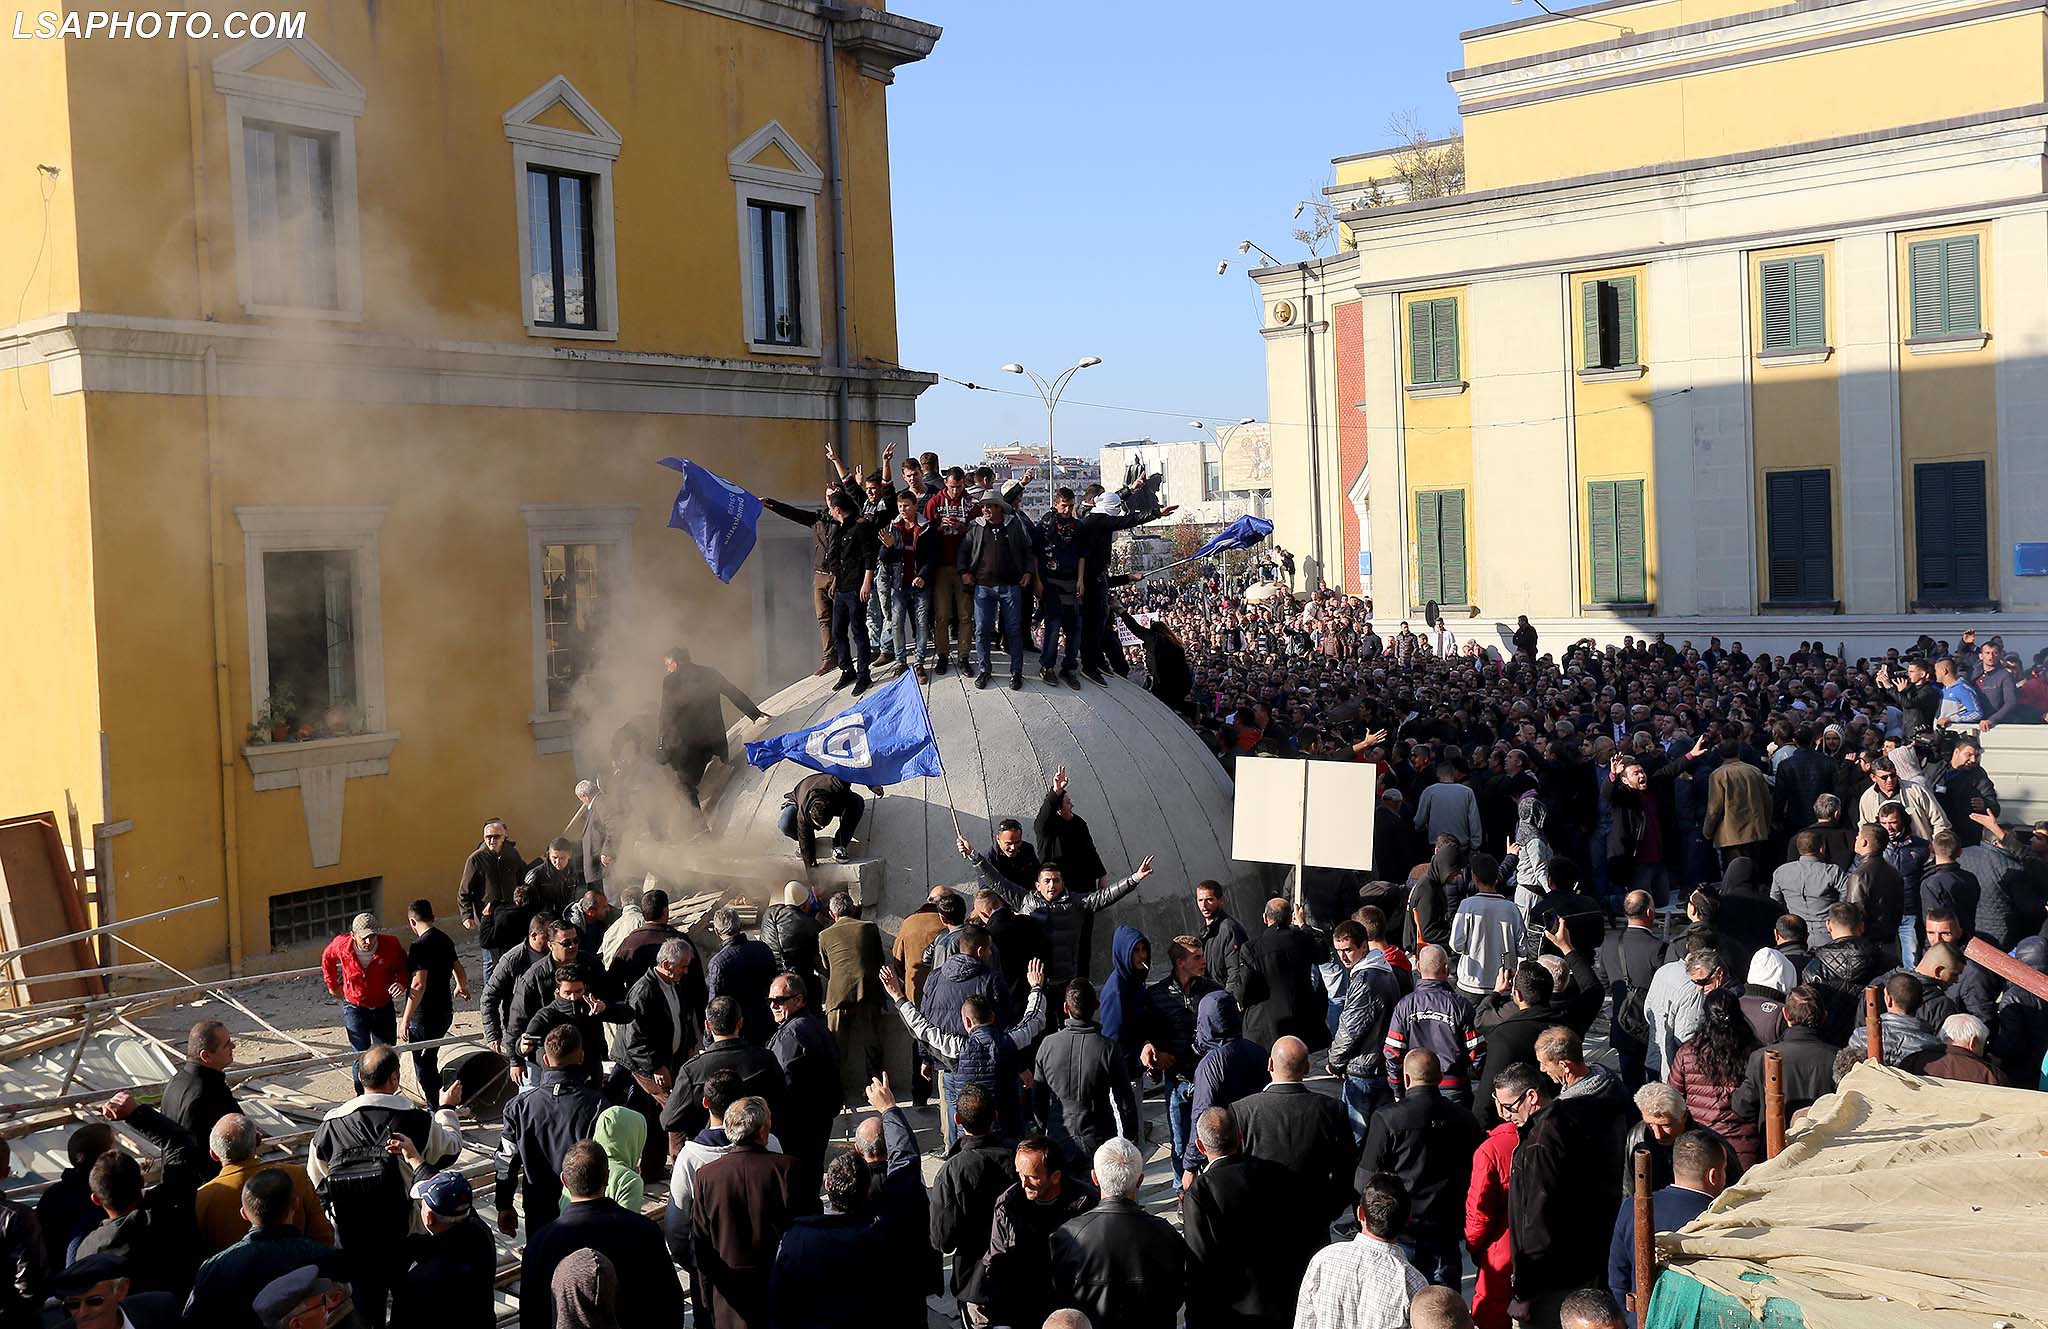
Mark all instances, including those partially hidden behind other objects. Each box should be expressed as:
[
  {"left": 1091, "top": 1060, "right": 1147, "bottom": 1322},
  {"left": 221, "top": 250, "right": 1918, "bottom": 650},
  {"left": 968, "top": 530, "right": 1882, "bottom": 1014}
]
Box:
[{"left": 887, "top": 0, "right": 1510, "bottom": 467}]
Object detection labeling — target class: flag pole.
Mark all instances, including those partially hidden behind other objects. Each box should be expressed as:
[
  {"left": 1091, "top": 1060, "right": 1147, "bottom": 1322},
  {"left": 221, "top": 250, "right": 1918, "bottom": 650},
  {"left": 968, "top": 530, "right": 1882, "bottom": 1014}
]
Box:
[{"left": 913, "top": 671, "right": 965, "bottom": 838}]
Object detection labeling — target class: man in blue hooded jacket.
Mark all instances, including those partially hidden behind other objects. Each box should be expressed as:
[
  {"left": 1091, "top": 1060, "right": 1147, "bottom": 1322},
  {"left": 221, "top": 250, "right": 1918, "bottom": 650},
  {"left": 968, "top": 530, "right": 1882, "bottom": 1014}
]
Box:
[
  {"left": 1099, "top": 925, "right": 1158, "bottom": 1077},
  {"left": 1181, "top": 991, "right": 1269, "bottom": 1190}
]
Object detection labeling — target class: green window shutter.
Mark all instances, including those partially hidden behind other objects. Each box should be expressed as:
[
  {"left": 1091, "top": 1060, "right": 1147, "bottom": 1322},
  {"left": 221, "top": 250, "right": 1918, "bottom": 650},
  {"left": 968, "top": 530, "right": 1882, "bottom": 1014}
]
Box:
[
  {"left": 1791, "top": 255, "right": 1825, "bottom": 348},
  {"left": 1431, "top": 298, "right": 1459, "bottom": 382},
  {"left": 1949, "top": 460, "right": 1989, "bottom": 599},
  {"left": 1581, "top": 280, "right": 1602, "bottom": 368},
  {"left": 1798, "top": 469, "right": 1833, "bottom": 601},
  {"left": 1409, "top": 300, "right": 1435, "bottom": 385},
  {"left": 1914, "top": 462, "right": 1956, "bottom": 597},
  {"left": 1615, "top": 479, "right": 1647, "bottom": 602},
  {"left": 1760, "top": 260, "right": 1793, "bottom": 350},
  {"left": 1588, "top": 481, "right": 1619, "bottom": 603},
  {"left": 1415, "top": 490, "right": 1442, "bottom": 604},
  {"left": 1439, "top": 491, "right": 1468, "bottom": 605},
  {"left": 1943, "top": 236, "right": 1981, "bottom": 334},
  {"left": 1765, "top": 472, "right": 1803, "bottom": 599},
  {"left": 1613, "top": 278, "right": 1638, "bottom": 366},
  {"left": 1909, "top": 240, "right": 1946, "bottom": 337}
]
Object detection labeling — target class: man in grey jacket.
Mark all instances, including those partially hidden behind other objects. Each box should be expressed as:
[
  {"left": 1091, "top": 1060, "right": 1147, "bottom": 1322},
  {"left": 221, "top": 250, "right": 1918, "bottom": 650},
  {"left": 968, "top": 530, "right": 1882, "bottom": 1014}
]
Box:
[
  {"left": 1771, "top": 830, "right": 1846, "bottom": 941},
  {"left": 1413, "top": 760, "right": 1483, "bottom": 849}
]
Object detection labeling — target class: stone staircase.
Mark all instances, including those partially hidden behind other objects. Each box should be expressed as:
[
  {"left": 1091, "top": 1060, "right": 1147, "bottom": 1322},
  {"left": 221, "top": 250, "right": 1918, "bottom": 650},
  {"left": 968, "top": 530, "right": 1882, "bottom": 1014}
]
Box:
[{"left": 1980, "top": 725, "right": 2048, "bottom": 829}]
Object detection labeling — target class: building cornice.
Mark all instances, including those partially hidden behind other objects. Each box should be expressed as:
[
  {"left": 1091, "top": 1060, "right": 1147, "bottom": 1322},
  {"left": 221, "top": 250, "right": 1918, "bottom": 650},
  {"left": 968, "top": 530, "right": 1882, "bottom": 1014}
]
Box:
[
  {"left": 1338, "top": 104, "right": 2048, "bottom": 227},
  {"left": 1454, "top": 0, "right": 2042, "bottom": 115},
  {"left": 0, "top": 313, "right": 936, "bottom": 424},
  {"left": 658, "top": 0, "right": 941, "bottom": 82}
]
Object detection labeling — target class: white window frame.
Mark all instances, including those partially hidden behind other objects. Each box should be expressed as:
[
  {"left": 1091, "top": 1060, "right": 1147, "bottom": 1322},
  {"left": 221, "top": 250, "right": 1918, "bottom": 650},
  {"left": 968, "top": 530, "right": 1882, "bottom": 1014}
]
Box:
[
  {"left": 504, "top": 76, "right": 622, "bottom": 342},
  {"left": 729, "top": 121, "right": 824, "bottom": 358},
  {"left": 214, "top": 36, "right": 366, "bottom": 321},
  {"left": 524, "top": 504, "right": 636, "bottom": 753},
  {"left": 236, "top": 506, "right": 388, "bottom": 733}
]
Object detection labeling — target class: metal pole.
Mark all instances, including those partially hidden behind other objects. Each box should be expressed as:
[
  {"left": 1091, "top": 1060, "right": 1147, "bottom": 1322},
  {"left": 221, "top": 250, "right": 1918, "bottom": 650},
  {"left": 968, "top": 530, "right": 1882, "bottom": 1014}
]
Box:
[
  {"left": 0, "top": 966, "right": 322, "bottom": 1023},
  {"left": 1631, "top": 1144, "right": 1655, "bottom": 1317},
  {"left": 114, "top": 933, "right": 321, "bottom": 1058},
  {"left": 1864, "top": 986, "right": 1883, "bottom": 1063},
  {"left": 0, "top": 898, "right": 220, "bottom": 969},
  {"left": 1763, "top": 1047, "right": 1787, "bottom": 1159}
]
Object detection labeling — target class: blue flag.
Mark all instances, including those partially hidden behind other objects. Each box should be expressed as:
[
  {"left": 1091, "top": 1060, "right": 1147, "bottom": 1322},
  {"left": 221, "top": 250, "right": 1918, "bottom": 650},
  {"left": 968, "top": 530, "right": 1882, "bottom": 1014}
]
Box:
[
  {"left": 659, "top": 457, "right": 762, "bottom": 583},
  {"left": 745, "top": 672, "right": 945, "bottom": 785},
  {"left": 1192, "top": 514, "right": 1274, "bottom": 559}
]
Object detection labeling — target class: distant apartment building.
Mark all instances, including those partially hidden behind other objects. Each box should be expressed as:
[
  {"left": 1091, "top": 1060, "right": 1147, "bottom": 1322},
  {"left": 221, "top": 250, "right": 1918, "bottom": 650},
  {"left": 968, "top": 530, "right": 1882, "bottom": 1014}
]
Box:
[
  {"left": 980, "top": 444, "right": 1098, "bottom": 513},
  {"left": 1097, "top": 427, "right": 1272, "bottom": 529}
]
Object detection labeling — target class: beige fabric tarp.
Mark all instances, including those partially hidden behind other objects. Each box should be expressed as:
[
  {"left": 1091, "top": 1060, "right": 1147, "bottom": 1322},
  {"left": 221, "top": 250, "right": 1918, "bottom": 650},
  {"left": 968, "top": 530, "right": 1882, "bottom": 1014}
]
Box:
[{"left": 1659, "top": 1062, "right": 2048, "bottom": 1329}]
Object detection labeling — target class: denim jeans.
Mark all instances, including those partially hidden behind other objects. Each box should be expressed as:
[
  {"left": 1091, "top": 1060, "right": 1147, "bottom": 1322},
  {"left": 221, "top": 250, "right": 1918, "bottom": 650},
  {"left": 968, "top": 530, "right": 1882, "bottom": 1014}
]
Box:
[
  {"left": 894, "top": 580, "right": 930, "bottom": 669},
  {"left": 939, "top": 1068, "right": 962, "bottom": 1149},
  {"left": 1343, "top": 1075, "right": 1390, "bottom": 1146},
  {"left": 779, "top": 798, "right": 863, "bottom": 853},
  {"left": 1038, "top": 581, "right": 1081, "bottom": 672},
  {"left": 973, "top": 583, "right": 1024, "bottom": 678},
  {"left": 1898, "top": 914, "right": 1921, "bottom": 966},
  {"left": 1165, "top": 1077, "right": 1196, "bottom": 1188},
  {"left": 829, "top": 588, "right": 871, "bottom": 674},
  {"left": 1400, "top": 1230, "right": 1462, "bottom": 1288},
  {"left": 343, "top": 1003, "right": 397, "bottom": 1094},
  {"left": 867, "top": 573, "right": 895, "bottom": 653}
]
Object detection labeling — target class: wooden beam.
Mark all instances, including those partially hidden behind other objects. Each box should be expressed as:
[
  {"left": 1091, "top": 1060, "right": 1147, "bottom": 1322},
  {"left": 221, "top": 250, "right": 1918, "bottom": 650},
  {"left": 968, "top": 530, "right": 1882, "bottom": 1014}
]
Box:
[
  {"left": 1763, "top": 1047, "right": 1787, "bottom": 1160},
  {"left": 1965, "top": 937, "right": 2048, "bottom": 1003}
]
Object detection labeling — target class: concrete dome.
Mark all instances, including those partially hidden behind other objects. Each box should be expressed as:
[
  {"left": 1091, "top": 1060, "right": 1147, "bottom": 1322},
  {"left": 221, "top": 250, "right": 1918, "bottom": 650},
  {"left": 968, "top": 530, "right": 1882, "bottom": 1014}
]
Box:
[{"left": 703, "top": 669, "right": 1271, "bottom": 949}]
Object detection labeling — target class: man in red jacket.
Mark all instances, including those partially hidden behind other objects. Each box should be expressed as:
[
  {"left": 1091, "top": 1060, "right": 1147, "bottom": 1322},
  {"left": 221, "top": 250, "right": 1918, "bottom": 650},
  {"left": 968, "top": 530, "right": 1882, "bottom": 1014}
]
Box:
[{"left": 322, "top": 912, "right": 409, "bottom": 1094}]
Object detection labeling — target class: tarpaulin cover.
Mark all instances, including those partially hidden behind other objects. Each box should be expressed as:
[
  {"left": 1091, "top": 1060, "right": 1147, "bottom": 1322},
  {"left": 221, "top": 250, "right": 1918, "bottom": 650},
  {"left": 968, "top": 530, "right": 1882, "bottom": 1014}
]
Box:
[{"left": 1647, "top": 1062, "right": 2048, "bottom": 1329}]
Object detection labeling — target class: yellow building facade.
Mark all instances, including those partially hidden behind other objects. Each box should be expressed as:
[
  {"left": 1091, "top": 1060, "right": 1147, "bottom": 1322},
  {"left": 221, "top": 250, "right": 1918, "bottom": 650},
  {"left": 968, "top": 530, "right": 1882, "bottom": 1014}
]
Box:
[
  {"left": 0, "top": 0, "right": 939, "bottom": 971},
  {"left": 1267, "top": 0, "right": 2048, "bottom": 648}
]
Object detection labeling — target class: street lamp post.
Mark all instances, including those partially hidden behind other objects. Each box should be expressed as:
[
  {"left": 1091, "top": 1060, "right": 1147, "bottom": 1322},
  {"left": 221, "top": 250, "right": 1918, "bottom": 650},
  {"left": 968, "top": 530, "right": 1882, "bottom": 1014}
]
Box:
[
  {"left": 1002, "top": 356, "right": 1100, "bottom": 497},
  {"left": 1190, "top": 416, "right": 1257, "bottom": 586}
]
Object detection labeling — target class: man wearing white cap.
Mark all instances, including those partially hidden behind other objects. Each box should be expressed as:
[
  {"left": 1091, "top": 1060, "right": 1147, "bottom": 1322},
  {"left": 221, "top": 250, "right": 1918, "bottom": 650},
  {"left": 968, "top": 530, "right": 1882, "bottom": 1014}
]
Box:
[{"left": 1737, "top": 949, "right": 1796, "bottom": 1047}]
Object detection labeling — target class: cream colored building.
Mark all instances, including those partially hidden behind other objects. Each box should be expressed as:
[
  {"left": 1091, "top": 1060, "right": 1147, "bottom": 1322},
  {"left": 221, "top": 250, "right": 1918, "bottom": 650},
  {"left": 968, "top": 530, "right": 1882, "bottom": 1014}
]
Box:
[{"left": 1255, "top": 0, "right": 2048, "bottom": 650}]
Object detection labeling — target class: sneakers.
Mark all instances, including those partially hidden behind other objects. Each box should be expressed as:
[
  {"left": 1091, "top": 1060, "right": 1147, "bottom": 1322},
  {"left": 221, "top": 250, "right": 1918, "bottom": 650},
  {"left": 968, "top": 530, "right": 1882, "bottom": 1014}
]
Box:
[
  {"left": 1010, "top": 674, "right": 1023, "bottom": 691},
  {"left": 832, "top": 670, "right": 857, "bottom": 691},
  {"left": 1060, "top": 668, "right": 1082, "bottom": 690},
  {"left": 831, "top": 846, "right": 849, "bottom": 863},
  {"left": 1039, "top": 667, "right": 1057, "bottom": 685},
  {"left": 933, "top": 656, "right": 950, "bottom": 677},
  {"left": 1083, "top": 668, "right": 1108, "bottom": 686},
  {"left": 975, "top": 670, "right": 992, "bottom": 690},
  {"left": 851, "top": 672, "right": 874, "bottom": 698}
]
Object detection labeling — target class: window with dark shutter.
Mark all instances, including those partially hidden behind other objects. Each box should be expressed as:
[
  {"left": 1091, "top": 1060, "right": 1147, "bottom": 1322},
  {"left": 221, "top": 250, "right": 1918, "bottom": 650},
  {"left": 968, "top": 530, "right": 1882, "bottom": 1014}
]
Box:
[
  {"left": 1587, "top": 479, "right": 1647, "bottom": 604},
  {"left": 1414, "top": 490, "right": 1468, "bottom": 606},
  {"left": 1760, "top": 256, "right": 1825, "bottom": 350},
  {"left": 1764, "top": 469, "right": 1833, "bottom": 602},
  {"left": 1914, "top": 460, "right": 1990, "bottom": 602},
  {"left": 1408, "top": 298, "right": 1460, "bottom": 385},
  {"left": 1908, "top": 236, "right": 1981, "bottom": 338},
  {"left": 1580, "top": 277, "right": 1639, "bottom": 368}
]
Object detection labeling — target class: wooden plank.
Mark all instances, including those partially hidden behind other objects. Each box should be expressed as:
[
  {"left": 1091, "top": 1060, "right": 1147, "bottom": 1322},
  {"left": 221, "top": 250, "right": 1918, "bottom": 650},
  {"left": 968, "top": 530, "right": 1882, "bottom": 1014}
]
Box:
[{"left": 0, "top": 813, "right": 101, "bottom": 1005}]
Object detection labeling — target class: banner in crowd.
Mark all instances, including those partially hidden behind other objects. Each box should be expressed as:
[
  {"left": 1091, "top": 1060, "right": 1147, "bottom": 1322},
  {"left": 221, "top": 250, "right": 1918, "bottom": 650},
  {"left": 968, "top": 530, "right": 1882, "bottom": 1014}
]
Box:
[
  {"left": 659, "top": 456, "right": 761, "bottom": 583},
  {"left": 744, "top": 672, "right": 945, "bottom": 784},
  {"left": 1192, "top": 514, "right": 1273, "bottom": 559}
]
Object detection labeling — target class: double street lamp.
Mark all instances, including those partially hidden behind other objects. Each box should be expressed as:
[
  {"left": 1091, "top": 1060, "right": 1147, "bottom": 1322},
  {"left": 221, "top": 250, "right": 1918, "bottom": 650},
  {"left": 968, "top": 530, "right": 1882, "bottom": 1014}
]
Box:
[{"left": 1002, "top": 356, "right": 1101, "bottom": 493}]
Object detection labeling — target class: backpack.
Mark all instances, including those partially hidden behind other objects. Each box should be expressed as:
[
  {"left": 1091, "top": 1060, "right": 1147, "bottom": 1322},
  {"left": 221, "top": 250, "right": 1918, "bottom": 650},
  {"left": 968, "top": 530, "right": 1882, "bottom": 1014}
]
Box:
[{"left": 317, "top": 1136, "right": 408, "bottom": 1228}]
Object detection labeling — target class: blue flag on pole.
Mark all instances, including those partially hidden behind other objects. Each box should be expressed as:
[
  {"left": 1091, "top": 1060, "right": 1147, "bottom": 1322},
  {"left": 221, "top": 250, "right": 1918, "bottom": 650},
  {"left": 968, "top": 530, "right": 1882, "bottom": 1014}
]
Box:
[
  {"left": 658, "top": 457, "right": 762, "bottom": 583},
  {"left": 1192, "top": 514, "right": 1274, "bottom": 559},
  {"left": 744, "top": 672, "right": 945, "bottom": 785}
]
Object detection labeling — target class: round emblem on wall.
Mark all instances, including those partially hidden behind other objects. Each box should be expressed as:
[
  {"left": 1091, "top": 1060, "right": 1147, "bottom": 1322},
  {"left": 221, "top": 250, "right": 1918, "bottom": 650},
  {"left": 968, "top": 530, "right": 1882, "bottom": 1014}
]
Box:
[{"left": 1271, "top": 300, "right": 1296, "bottom": 326}]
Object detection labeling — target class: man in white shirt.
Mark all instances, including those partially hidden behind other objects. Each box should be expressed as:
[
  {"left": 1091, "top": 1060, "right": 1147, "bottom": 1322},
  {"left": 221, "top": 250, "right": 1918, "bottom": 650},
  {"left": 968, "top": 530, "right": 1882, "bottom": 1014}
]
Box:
[
  {"left": 1449, "top": 853, "right": 1524, "bottom": 998},
  {"left": 1294, "top": 1171, "right": 1426, "bottom": 1329}
]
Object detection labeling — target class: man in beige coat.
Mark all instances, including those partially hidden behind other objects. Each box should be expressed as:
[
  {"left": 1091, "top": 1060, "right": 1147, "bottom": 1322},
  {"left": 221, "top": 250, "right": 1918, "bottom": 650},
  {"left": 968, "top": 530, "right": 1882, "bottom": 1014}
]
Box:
[
  {"left": 816, "top": 891, "right": 898, "bottom": 1106},
  {"left": 1703, "top": 739, "right": 1773, "bottom": 870}
]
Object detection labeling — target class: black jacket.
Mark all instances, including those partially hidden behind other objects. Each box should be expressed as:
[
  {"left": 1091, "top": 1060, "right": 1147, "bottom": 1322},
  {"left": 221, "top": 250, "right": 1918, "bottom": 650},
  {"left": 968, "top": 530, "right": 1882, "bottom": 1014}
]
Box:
[
  {"left": 1229, "top": 1082, "right": 1355, "bottom": 1219},
  {"left": 958, "top": 512, "right": 1036, "bottom": 584},
  {"left": 1033, "top": 1018, "right": 1140, "bottom": 1166},
  {"left": 1241, "top": 922, "right": 1329, "bottom": 1051},
  {"left": 519, "top": 1198, "right": 681, "bottom": 1329},
  {"left": 162, "top": 1062, "right": 239, "bottom": 1145},
  {"left": 0, "top": 1194, "right": 41, "bottom": 1328},
  {"left": 963, "top": 1176, "right": 1098, "bottom": 1326},
  {"left": 1772, "top": 748, "right": 1836, "bottom": 834},
  {"left": 1509, "top": 1100, "right": 1619, "bottom": 1300},
  {"left": 1146, "top": 973, "right": 1223, "bottom": 1074},
  {"left": 1935, "top": 763, "right": 2000, "bottom": 845},
  {"left": 663, "top": 1039, "right": 787, "bottom": 1137},
  {"left": 1732, "top": 1025, "right": 1837, "bottom": 1123},
  {"left": 1473, "top": 1004, "right": 1557, "bottom": 1131},
  {"left": 1035, "top": 786, "right": 1109, "bottom": 891},
  {"left": 1805, "top": 935, "right": 1885, "bottom": 1043},
  {"left": 1180, "top": 1152, "right": 1322, "bottom": 1329},
  {"left": 1844, "top": 855, "right": 1905, "bottom": 946},
  {"left": 768, "top": 1213, "right": 886, "bottom": 1328},
  {"left": 790, "top": 773, "right": 865, "bottom": 869},
  {"left": 619, "top": 967, "right": 698, "bottom": 1080},
  {"left": 1919, "top": 861, "right": 1982, "bottom": 938},
  {"left": 763, "top": 904, "right": 821, "bottom": 994},
  {"left": 457, "top": 839, "right": 524, "bottom": 924},
  {"left": 930, "top": 1132, "right": 1015, "bottom": 1295},
  {"left": 1049, "top": 1197, "right": 1188, "bottom": 1329},
  {"left": 185, "top": 1226, "right": 350, "bottom": 1329},
  {"left": 657, "top": 660, "right": 760, "bottom": 758},
  {"left": 481, "top": 941, "right": 546, "bottom": 1045},
  {"left": 392, "top": 1204, "right": 497, "bottom": 1329},
  {"left": 766, "top": 1009, "right": 841, "bottom": 1167},
  {"left": 1200, "top": 913, "right": 1254, "bottom": 1006},
  {"left": 1356, "top": 1084, "right": 1484, "bottom": 1239},
  {"left": 77, "top": 1104, "right": 205, "bottom": 1293},
  {"left": 495, "top": 1069, "right": 606, "bottom": 1230}
]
